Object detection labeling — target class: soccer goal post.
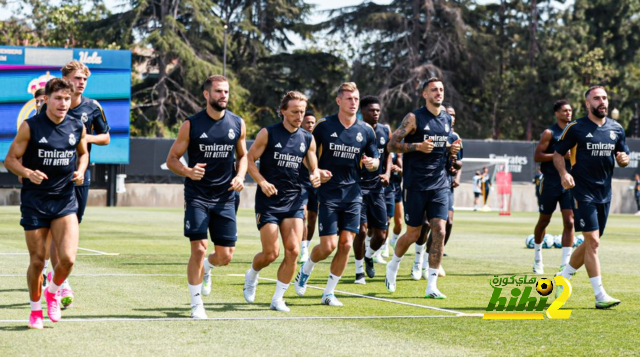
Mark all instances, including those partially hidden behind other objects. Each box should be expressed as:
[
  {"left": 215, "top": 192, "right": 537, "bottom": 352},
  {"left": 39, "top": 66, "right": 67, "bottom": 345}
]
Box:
[{"left": 455, "top": 157, "right": 512, "bottom": 215}]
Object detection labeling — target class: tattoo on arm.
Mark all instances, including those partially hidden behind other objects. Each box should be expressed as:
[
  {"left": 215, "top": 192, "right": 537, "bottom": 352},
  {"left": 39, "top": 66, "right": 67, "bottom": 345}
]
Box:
[{"left": 389, "top": 113, "right": 418, "bottom": 153}]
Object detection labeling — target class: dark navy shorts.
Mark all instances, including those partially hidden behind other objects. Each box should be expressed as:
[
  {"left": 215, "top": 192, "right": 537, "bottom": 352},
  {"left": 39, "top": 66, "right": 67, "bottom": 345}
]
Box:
[
  {"left": 574, "top": 200, "right": 610, "bottom": 237},
  {"left": 448, "top": 189, "right": 454, "bottom": 212},
  {"left": 403, "top": 188, "right": 449, "bottom": 227},
  {"left": 385, "top": 192, "right": 395, "bottom": 218},
  {"left": 255, "top": 209, "right": 304, "bottom": 230},
  {"left": 318, "top": 201, "right": 361, "bottom": 236},
  {"left": 305, "top": 188, "right": 318, "bottom": 213},
  {"left": 20, "top": 191, "right": 78, "bottom": 231},
  {"left": 538, "top": 186, "right": 573, "bottom": 215},
  {"left": 360, "top": 191, "right": 388, "bottom": 230},
  {"left": 184, "top": 199, "right": 237, "bottom": 246},
  {"left": 74, "top": 185, "right": 89, "bottom": 224}
]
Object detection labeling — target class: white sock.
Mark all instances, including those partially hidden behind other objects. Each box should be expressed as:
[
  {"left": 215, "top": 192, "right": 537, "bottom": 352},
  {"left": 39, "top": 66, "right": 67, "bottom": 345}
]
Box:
[
  {"left": 391, "top": 233, "right": 399, "bottom": 243},
  {"left": 365, "top": 235, "right": 372, "bottom": 249},
  {"left": 188, "top": 283, "right": 203, "bottom": 307},
  {"left": 246, "top": 266, "right": 260, "bottom": 283},
  {"left": 355, "top": 259, "right": 364, "bottom": 274},
  {"left": 61, "top": 279, "right": 71, "bottom": 290},
  {"left": 414, "top": 243, "right": 425, "bottom": 264},
  {"left": 323, "top": 273, "right": 341, "bottom": 296},
  {"left": 30, "top": 300, "right": 42, "bottom": 311},
  {"left": 534, "top": 243, "right": 543, "bottom": 263},
  {"left": 203, "top": 257, "right": 215, "bottom": 274},
  {"left": 42, "top": 259, "right": 49, "bottom": 275},
  {"left": 47, "top": 278, "right": 61, "bottom": 294},
  {"left": 301, "top": 240, "right": 309, "bottom": 249},
  {"left": 561, "top": 263, "right": 578, "bottom": 280},
  {"left": 365, "top": 246, "right": 375, "bottom": 259},
  {"left": 561, "top": 247, "right": 572, "bottom": 266},
  {"left": 272, "top": 280, "right": 289, "bottom": 302},
  {"left": 590, "top": 276, "right": 606, "bottom": 300},
  {"left": 422, "top": 253, "right": 430, "bottom": 270},
  {"left": 302, "top": 259, "right": 316, "bottom": 275},
  {"left": 426, "top": 268, "right": 439, "bottom": 291},
  {"left": 388, "top": 253, "right": 403, "bottom": 273}
]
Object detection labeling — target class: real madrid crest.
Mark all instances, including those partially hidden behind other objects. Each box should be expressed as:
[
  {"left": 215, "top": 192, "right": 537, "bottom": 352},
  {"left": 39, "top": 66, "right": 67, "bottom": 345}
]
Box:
[
  {"left": 380, "top": 137, "right": 386, "bottom": 145},
  {"left": 445, "top": 124, "right": 450, "bottom": 132},
  {"left": 300, "top": 142, "right": 306, "bottom": 152},
  {"left": 610, "top": 130, "right": 616, "bottom": 141},
  {"left": 81, "top": 112, "right": 89, "bottom": 123},
  {"left": 356, "top": 132, "right": 363, "bottom": 142},
  {"left": 69, "top": 133, "right": 77, "bottom": 146},
  {"left": 228, "top": 129, "right": 236, "bottom": 140}
]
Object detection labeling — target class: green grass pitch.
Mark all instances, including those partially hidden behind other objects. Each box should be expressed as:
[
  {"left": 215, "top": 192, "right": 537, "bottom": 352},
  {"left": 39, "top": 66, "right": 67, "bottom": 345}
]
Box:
[{"left": 0, "top": 206, "right": 639, "bottom": 356}]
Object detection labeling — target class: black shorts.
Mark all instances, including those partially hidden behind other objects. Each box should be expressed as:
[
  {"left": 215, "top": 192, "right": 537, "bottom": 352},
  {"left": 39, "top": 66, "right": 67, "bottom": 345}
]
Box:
[
  {"left": 474, "top": 192, "right": 481, "bottom": 198},
  {"left": 306, "top": 188, "right": 318, "bottom": 213},
  {"left": 74, "top": 185, "right": 89, "bottom": 223},
  {"left": 574, "top": 200, "right": 610, "bottom": 236},
  {"left": 184, "top": 199, "right": 237, "bottom": 247},
  {"left": 318, "top": 201, "right": 360, "bottom": 236},
  {"left": 20, "top": 191, "right": 78, "bottom": 231},
  {"left": 360, "top": 191, "right": 388, "bottom": 230},
  {"left": 403, "top": 188, "right": 448, "bottom": 227},
  {"left": 255, "top": 209, "right": 304, "bottom": 230},
  {"left": 538, "top": 186, "right": 573, "bottom": 215}
]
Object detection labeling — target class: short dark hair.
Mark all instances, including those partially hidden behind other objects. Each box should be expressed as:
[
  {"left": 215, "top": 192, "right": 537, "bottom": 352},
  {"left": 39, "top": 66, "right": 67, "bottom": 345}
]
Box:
[
  {"left": 553, "top": 99, "right": 571, "bottom": 112},
  {"left": 442, "top": 102, "right": 454, "bottom": 110},
  {"left": 203, "top": 75, "right": 228, "bottom": 91},
  {"left": 421, "top": 77, "right": 442, "bottom": 92},
  {"left": 304, "top": 110, "right": 316, "bottom": 118},
  {"left": 45, "top": 78, "right": 74, "bottom": 96},
  {"left": 34, "top": 88, "right": 45, "bottom": 98},
  {"left": 585, "top": 85, "right": 605, "bottom": 99},
  {"left": 360, "top": 96, "right": 380, "bottom": 110}
]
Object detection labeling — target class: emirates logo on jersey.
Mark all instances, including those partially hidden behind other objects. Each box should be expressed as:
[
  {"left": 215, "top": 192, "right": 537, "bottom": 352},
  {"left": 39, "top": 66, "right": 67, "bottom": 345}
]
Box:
[
  {"left": 300, "top": 142, "right": 306, "bottom": 152},
  {"left": 356, "top": 132, "right": 363, "bottom": 142},
  {"left": 228, "top": 129, "right": 236, "bottom": 140},
  {"left": 69, "top": 133, "right": 76, "bottom": 146}
]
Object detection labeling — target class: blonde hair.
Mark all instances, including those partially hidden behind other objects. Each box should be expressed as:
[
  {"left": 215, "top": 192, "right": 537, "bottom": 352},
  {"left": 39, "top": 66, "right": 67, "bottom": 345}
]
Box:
[
  {"left": 61, "top": 60, "right": 91, "bottom": 77},
  {"left": 337, "top": 82, "right": 358, "bottom": 97}
]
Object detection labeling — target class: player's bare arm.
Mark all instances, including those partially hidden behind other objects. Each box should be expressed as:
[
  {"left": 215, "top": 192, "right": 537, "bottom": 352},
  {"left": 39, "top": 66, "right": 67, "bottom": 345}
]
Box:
[
  {"left": 166, "top": 121, "right": 206, "bottom": 181},
  {"left": 306, "top": 137, "right": 321, "bottom": 188},
  {"left": 86, "top": 132, "right": 110, "bottom": 145},
  {"left": 553, "top": 151, "right": 574, "bottom": 189},
  {"left": 230, "top": 119, "right": 248, "bottom": 192},
  {"left": 72, "top": 126, "right": 89, "bottom": 185},
  {"left": 4, "top": 122, "right": 48, "bottom": 184},
  {"left": 388, "top": 113, "right": 420, "bottom": 153},
  {"left": 247, "top": 128, "right": 277, "bottom": 197},
  {"left": 534, "top": 129, "right": 553, "bottom": 162}
]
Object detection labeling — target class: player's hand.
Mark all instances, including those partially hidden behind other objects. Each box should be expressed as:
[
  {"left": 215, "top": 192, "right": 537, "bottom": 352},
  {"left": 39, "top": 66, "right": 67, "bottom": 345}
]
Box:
[
  {"left": 310, "top": 170, "right": 321, "bottom": 188},
  {"left": 319, "top": 169, "right": 333, "bottom": 183},
  {"left": 452, "top": 179, "right": 460, "bottom": 188},
  {"left": 26, "top": 170, "right": 48, "bottom": 185},
  {"left": 229, "top": 175, "right": 245, "bottom": 192},
  {"left": 561, "top": 173, "right": 575, "bottom": 190},
  {"left": 449, "top": 139, "right": 462, "bottom": 156},
  {"left": 417, "top": 139, "right": 434, "bottom": 154},
  {"left": 616, "top": 152, "right": 630, "bottom": 167},
  {"left": 362, "top": 155, "right": 378, "bottom": 171},
  {"left": 564, "top": 151, "right": 571, "bottom": 160},
  {"left": 379, "top": 173, "right": 390, "bottom": 187},
  {"left": 187, "top": 163, "right": 206, "bottom": 181},
  {"left": 71, "top": 171, "right": 84, "bottom": 185},
  {"left": 258, "top": 180, "right": 277, "bottom": 197},
  {"left": 391, "top": 164, "right": 401, "bottom": 173}
]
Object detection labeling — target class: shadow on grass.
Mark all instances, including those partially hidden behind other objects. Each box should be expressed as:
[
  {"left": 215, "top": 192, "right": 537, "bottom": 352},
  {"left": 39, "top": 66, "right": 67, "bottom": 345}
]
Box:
[
  {"left": 0, "top": 289, "right": 29, "bottom": 293},
  {"left": 0, "top": 302, "right": 30, "bottom": 309},
  {"left": 0, "top": 325, "right": 31, "bottom": 331}
]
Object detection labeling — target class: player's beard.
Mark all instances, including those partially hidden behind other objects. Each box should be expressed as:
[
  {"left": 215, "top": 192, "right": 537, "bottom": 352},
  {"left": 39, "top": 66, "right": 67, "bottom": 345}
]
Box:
[
  {"left": 591, "top": 104, "right": 607, "bottom": 119},
  {"left": 210, "top": 99, "right": 227, "bottom": 112}
]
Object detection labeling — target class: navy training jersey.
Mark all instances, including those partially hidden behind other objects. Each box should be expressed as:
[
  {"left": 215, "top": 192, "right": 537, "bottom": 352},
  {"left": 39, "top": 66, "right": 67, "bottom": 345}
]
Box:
[
  {"left": 540, "top": 123, "right": 570, "bottom": 191},
  {"left": 313, "top": 115, "right": 379, "bottom": 203},
  {"left": 255, "top": 122, "right": 312, "bottom": 212},
  {"left": 447, "top": 132, "right": 463, "bottom": 190},
  {"left": 22, "top": 111, "right": 84, "bottom": 194},
  {"left": 185, "top": 110, "right": 242, "bottom": 204},
  {"left": 403, "top": 107, "right": 453, "bottom": 191},
  {"left": 555, "top": 117, "right": 629, "bottom": 203},
  {"left": 299, "top": 129, "right": 314, "bottom": 190},
  {"left": 360, "top": 124, "right": 390, "bottom": 194}
]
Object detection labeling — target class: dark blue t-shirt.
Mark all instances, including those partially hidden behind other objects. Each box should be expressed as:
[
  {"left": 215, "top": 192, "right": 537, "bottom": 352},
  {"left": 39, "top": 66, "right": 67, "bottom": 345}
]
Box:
[
  {"left": 403, "top": 107, "right": 452, "bottom": 191},
  {"left": 447, "top": 132, "right": 463, "bottom": 191},
  {"left": 255, "top": 122, "right": 312, "bottom": 213},
  {"left": 22, "top": 111, "right": 84, "bottom": 195},
  {"left": 540, "top": 123, "right": 571, "bottom": 192},
  {"left": 555, "top": 117, "right": 629, "bottom": 203},
  {"left": 313, "top": 115, "right": 378, "bottom": 203},
  {"left": 360, "top": 124, "right": 390, "bottom": 194},
  {"left": 184, "top": 110, "right": 242, "bottom": 204}
]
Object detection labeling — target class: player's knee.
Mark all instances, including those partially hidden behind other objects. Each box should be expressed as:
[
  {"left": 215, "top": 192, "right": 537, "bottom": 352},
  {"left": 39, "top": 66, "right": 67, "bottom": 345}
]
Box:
[
  {"left": 58, "top": 256, "right": 75, "bottom": 270},
  {"left": 283, "top": 245, "right": 299, "bottom": 258},
  {"left": 30, "top": 259, "right": 45, "bottom": 273},
  {"left": 585, "top": 236, "right": 600, "bottom": 251},
  {"left": 264, "top": 250, "right": 279, "bottom": 263},
  {"left": 338, "top": 239, "right": 352, "bottom": 253}
]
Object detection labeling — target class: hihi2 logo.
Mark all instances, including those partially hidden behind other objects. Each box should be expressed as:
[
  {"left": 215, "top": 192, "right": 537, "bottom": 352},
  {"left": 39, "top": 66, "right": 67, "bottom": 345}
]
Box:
[{"left": 483, "top": 275, "right": 572, "bottom": 319}]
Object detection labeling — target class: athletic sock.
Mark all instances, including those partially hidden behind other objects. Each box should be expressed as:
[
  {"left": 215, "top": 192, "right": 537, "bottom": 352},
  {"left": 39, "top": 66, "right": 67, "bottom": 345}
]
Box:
[
  {"left": 30, "top": 300, "right": 42, "bottom": 311},
  {"left": 422, "top": 253, "right": 429, "bottom": 270},
  {"left": 560, "top": 263, "right": 577, "bottom": 280},
  {"left": 323, "top": 273, "right": 341, "bottom": 296},
  {"left": 364, "top": 246, "right": 375, "bottom": 259},
  {"left": 272, "top": 280, "right": 289, "bottom": 302},
  {"left": 42, "top": 259, "right": 49, "bottom": 275},
  {"left": 188, "top": 283, "right": 203, "bottom": 307},
  {"left": 561, "top": 247, "right": 572, "bottom": 266},
  {"left": 365, "top": 235, "right": 372, "bottom": 249},
  {"left": 355, "top": 259, "right": 364, "bottom": 274},
  {"left": 414, "top": 243, "right": 425, "bottom": 264},
  {"left": 246, "top": 266, "right": 260, "bottom": 283},
  {"left": 302, "top": 259, "right": 316, "bottom": 275},
  {"left": 203, "top": 257, "right": 215, "bottom": 274},
  {"left": 388, "top": 253, "right": 402, "bottom": 273},
  {"left": 426, "top": 268, "right": 439, "bottom": 291},
  {"left": 391, "top": 233, "right": 399, "bottom": 244},
  {"left": 534, "top": 243, "right": 543, "bottom": 263},
  {"left": 590, "top": 276, "right": 607, "bottom": 301},
  {"left": 301, "top": 240, "right": 309, "bottom": 249},
  {"left": 61, "top": 279, "right": 71, "bottom": 290},
  {"left": 47, "top": 279, "right": 61, "bottom": 294}
]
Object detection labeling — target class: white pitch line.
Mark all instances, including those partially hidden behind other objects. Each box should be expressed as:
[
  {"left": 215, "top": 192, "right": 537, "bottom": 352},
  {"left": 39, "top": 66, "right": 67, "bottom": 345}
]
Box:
[
  {"left": 76, "top": 247, "right": 120, "bottom": 256},
  {"left": 0, "top": 247, "right": 119, "bottom": 256}
]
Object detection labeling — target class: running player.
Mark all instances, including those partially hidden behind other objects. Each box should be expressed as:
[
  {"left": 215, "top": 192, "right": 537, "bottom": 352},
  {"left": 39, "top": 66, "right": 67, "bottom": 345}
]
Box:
[
  {"left": 531, "top": 99, "right": 574, "bottom": 274},
  {"left": 554, "top": 85, "right": 630, "bottom": 309},
  {"left": 385, "top": 77, "right": 461, "bottom": 299},
  {"left": 353, "top": 95, "right": 391, "bottom": 284},
  {"left": 381, "top": 149, "right": 401, "bottom": 258},
  {"left": 634, "top": 173, "right": 640, "bottom": 215},
  {"left": 4, "top": 78, "right": 88, "bottom": 329},
  {"left": 388, "top": 153, "right": 403, "bottom": 247},
  {"left": 481, "top": 166, "right": 491, "bottom": 210},
  {"left": 293, "top": 82, "right": 379, "bottom": 307},
  {"left": 299, "top": 110, "right": 318, "bottom": 263},
  {"left": 243, "top": 91, "right": 320, "bottom": 312},
  {"left": 472, "top": 170, "right": 482, "bottom": 210},
  {"left": 166, "top": 75, "right": 247, "bottom": 319}
]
